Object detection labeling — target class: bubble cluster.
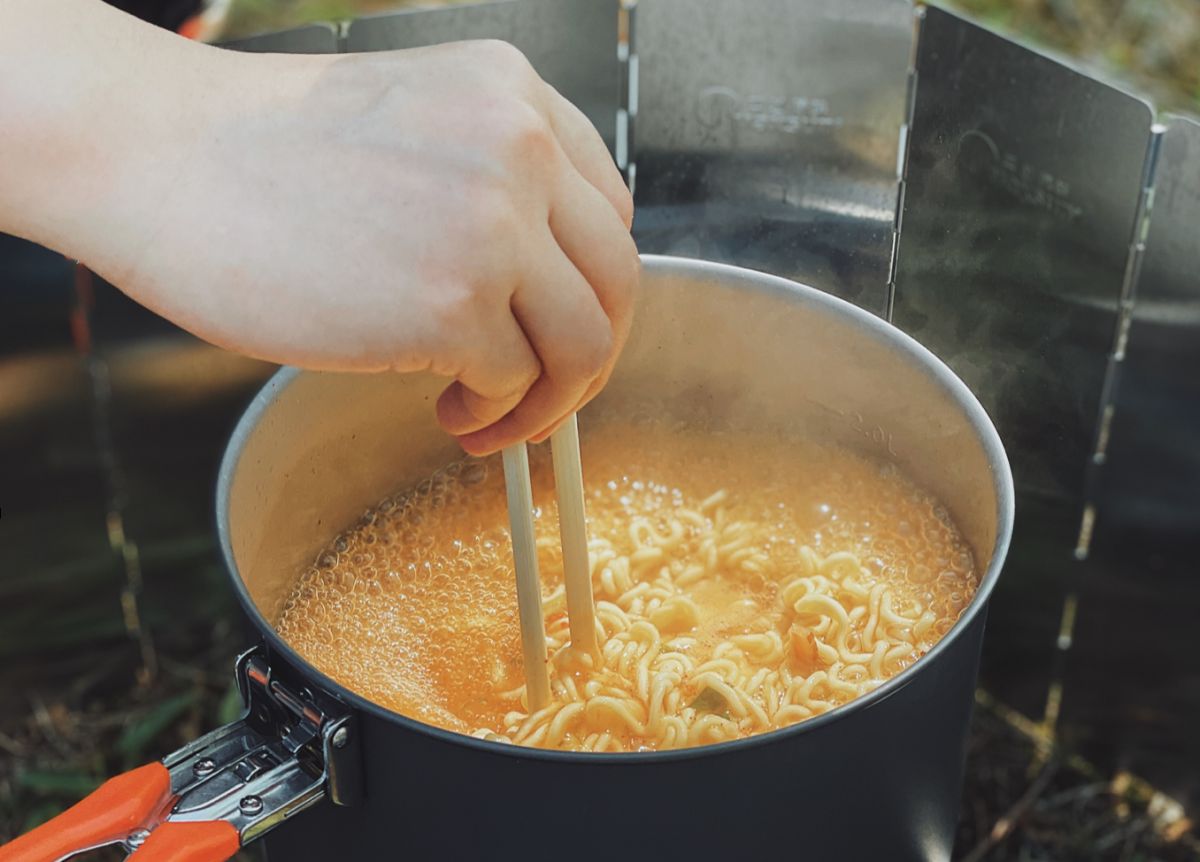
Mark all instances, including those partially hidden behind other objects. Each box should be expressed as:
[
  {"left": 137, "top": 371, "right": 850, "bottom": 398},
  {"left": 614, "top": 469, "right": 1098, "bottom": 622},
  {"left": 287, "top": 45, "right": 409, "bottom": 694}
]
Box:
[{"left": 275, "top": 420, "right": 979, "bottom": 738}]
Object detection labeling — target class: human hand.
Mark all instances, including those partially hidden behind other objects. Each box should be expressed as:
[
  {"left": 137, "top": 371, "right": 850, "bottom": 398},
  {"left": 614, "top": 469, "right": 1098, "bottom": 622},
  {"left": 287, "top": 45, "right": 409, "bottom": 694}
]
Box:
[{"left": 0, "top": 2, "right": 637, "bottom": 455}]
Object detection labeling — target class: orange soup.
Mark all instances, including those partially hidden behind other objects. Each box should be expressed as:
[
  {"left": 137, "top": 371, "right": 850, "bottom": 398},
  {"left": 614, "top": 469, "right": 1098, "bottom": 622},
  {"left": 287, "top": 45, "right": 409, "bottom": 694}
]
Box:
[{"left": 275, "top": 420, "right": 978, "bottom": 751}]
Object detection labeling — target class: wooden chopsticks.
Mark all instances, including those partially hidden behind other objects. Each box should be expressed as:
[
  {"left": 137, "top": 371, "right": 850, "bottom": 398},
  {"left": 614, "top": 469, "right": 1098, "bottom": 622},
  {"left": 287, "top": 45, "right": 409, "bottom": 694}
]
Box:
[
  {"left": 550, "top": 416, "right": 600, "bottom": 661},
  {"left": 501, "top": 414, "right": 597, "bottom": 710}
]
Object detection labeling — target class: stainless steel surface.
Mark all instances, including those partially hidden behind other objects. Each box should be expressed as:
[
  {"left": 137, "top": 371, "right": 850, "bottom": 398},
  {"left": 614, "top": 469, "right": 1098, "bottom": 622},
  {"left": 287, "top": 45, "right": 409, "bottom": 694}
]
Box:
[
  {"left": 345, "top": 0, "right": 621, "bottom": 155},
  {"left": 217, "top": 255, "right": 1014, "bottom": 760},
  {"left": 1098, "top": 116, "right": 1200, "bottom": 531},
  {"left": 631, "top": 0, "right": 913, "bottom": 314},
  {"left": 160, "top": 648, "right": 358, "bottom": 843},
  {"left": 216, "top": 255, "right": 1012, "bottom": 857},
  {"left": 220, "top": 23, "right": 340, "bottom": 54},
  {"left": 2, "top": 0, "right": 1198, "bottom": 843},
  {"left": 892, "top": 5, "right": 1155, "bottom": 506},
  {"left": 1052, "top": 118, "right": 1200, "bottom": 809}
]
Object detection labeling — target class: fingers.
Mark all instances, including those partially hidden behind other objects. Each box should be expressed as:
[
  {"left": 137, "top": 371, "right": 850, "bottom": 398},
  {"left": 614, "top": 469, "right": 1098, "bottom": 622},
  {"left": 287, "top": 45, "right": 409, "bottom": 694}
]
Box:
[
  {"left": 543, "top": 168, "right": 639, "bottom": 431},
  {"left": 437, "top": 81, "right": 636, "bottom": 455},
  {"left": 541, "top": 84, "right": 634, "bottom": 229},
  {"left": 549, "top": 168, "right": 638, "bottom": 338},
  {"left": 435, "top": 305, "right": 541, "bottom": 437},
  {"left": 452, "top": 163, "right": 638, "bottom": 453},
  {"left": 457, "top": 243, "right": 611, "bottom": 455}
]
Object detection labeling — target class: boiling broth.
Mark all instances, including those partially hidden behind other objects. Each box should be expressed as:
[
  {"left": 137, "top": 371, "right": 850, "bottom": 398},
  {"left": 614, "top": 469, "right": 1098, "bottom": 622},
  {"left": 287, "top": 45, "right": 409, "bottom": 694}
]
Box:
[{"left": 275, "top": 420, "right": 978, "bottom": 750}]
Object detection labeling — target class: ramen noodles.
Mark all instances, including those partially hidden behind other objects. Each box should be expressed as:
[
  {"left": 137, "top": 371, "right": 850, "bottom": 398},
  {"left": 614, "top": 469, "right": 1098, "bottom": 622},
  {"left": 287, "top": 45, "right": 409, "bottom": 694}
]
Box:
[{"left": 275, "top": 421, "right": 978, "bottom": 751}]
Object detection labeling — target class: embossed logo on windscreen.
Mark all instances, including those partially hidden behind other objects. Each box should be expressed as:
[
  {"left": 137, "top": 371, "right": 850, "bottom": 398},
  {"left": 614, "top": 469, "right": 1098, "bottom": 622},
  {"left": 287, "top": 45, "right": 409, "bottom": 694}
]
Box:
[
  {"left": 958, "top": 129, "right": 1083, "bottom": 221},
  {"left": 697, "top": 86, "right": 845, "bottom": 135}
]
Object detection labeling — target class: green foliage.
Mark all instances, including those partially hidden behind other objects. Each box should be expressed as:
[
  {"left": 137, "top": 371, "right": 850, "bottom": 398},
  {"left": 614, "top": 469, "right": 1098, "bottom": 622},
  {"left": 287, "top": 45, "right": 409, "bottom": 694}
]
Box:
[
  {"left": 217, "top": 0, "right": 1200, "bottom": 115},
  {"left": 945, "top": 0, "right": 1200, "bottom": 114},
  {"left": 115, "top": 691, "right": 200, "bottom": 765},
  {"left": 21, "top": 802, "right": 66, "bottom": 833},
  {"left": 217, "top": 679, "right": 246, "bottom": 726},
  {"left": 15, "top": 771, "right": 101, "bottom": 797},
  {"left": 222, "top": 0, "right": 400, "bottom": 38}
]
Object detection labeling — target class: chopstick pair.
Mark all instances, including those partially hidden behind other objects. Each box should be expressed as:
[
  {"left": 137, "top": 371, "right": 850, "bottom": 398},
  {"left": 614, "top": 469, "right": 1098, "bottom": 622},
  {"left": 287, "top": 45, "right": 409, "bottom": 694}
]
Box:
[{"left": 501, "top": 415, "right": 598, "bottom": 711}]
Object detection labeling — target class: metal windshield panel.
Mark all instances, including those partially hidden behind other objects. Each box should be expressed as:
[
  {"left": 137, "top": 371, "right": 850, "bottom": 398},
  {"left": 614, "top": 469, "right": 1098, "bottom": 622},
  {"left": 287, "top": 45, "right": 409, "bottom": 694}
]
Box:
[
  {"left": 631, "top": 0, "right": 914, "bottom": 315},
  {"left": 892, "top": 5, "right": 1154, "bottom": 503},
  {"left": 345, "top": 0, "right": 621, "bottom": 155},
  {"left": 1098, "top": 116, "right": 1200, "bottom": 532}
]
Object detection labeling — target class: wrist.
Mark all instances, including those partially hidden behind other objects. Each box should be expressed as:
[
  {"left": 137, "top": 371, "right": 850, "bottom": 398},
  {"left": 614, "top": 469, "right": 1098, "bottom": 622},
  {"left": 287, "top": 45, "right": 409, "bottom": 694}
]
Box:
[{"left": 0, "top": 0, "right": 240, "bottom": 272}]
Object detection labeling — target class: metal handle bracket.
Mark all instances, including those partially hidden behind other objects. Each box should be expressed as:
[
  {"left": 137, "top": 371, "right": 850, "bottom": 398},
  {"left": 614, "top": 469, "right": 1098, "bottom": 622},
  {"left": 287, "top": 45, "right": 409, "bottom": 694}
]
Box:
[{"left": 156, "top": 646, "right": 361, "bottom": 847}]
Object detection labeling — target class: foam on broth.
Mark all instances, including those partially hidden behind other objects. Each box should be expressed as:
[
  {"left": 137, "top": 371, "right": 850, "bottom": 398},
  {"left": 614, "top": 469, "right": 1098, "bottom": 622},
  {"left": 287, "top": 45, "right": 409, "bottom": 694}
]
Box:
[{"left": 275, "top": 419, "right": 978, "bottom": 749}]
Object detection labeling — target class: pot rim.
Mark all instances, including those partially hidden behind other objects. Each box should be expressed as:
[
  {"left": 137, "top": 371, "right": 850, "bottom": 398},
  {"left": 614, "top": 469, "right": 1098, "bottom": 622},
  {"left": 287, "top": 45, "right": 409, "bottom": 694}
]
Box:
[{"left": 215, "top": 254, "right": 1015, "bottom": 764}]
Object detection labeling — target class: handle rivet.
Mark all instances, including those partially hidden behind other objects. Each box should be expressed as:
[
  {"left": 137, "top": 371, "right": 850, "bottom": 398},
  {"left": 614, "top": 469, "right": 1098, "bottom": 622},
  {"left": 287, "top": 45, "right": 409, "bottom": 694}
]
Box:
[
  {"left": 332, "top": 727, "right": 349, "bottom": 749},
  {"left": 193, "top": 757, "right": 217, "bottom": 777},
  {"left": 127, "top": 828, "right": 151, "bottom": 849},
  {"left": 239, "top": 795, "right": 264, "bottom": 816}
]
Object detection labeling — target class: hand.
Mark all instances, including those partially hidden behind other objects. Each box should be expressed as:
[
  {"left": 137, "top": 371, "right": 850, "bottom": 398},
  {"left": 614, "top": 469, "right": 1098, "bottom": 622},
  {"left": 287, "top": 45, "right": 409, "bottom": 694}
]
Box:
[{"left": 0, "top": 1, "right": 638, "bottom": 455}]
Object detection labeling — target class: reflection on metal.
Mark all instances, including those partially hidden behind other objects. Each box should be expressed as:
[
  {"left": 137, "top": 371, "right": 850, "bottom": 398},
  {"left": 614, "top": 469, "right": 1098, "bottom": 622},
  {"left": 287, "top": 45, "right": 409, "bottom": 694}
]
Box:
[
  {"left": 1098, "top": 117, "right": 1200, "bottom": 532},
  {"left": 625, "top": 2, "right": 639, "bottom": 192},
  {"left": 1075, "top": 125, "right": 1164, "bottom": 558},
  {"left": 886, "top": 15, "right": 921, "bottom": 322},
  {"left": 892, "top": 5, "right": 1154, "bottom": 504},
  {"left": 160, "top": 647, "right": 360, "bottom": 845},
  {"left": 2, "top": 0, "right": 1200, "bottom": 834},
  {"left": 616, "top": 2, "right": 634, "bottom": 175},
  {"left": 345, "top": 0, "right": 621, "bottom": 154},
  {"left": 631, "top": 0, "right": 913, "bottom": 314},
  {"left": 220, "top": 23, "right": 340, "bottom": 54}
]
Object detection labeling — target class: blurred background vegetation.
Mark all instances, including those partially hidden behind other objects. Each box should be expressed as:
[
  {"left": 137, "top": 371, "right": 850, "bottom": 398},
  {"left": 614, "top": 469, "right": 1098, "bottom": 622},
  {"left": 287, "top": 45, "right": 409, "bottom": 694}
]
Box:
[
  {"left": 220, "top": 0, "right": 395, "bottom": 34},
  {"left": 947, "top": 0, "right": 1200, "bottom": 113},
  {"left": 2, "top": 1, "right": 1197, "bottom": 859},
  {"left": 217, "top": 0, "right": 1200, "bottom": 114}
]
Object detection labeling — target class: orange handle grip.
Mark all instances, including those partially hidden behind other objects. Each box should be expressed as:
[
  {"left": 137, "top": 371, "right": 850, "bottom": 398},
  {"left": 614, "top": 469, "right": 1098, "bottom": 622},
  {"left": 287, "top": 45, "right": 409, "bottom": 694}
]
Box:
[
  {"left": 177, "top": 16, "right": 204, "bottom": 40},
  {"left": 128, "top": 822, "right": 240, "bottom": 862},
  {"left": 0, "top": 763, "right": 171, "bottom": 862}
]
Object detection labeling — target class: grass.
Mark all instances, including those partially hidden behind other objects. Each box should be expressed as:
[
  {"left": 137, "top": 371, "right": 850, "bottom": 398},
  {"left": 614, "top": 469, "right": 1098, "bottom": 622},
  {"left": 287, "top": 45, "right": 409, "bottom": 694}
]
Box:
[{"left": 1, "top": 1, "right": 1196, "bottom": 857}]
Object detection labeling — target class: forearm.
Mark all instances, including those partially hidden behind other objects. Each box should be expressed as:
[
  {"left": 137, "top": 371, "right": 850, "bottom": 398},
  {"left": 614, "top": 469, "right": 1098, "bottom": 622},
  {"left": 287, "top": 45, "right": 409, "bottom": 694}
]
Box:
[
  {"left": 0, "top": 14, "right": 638, "bottom": 453},
  {"left": 0, "top": 0, "right": 232, "bottom": 271}
]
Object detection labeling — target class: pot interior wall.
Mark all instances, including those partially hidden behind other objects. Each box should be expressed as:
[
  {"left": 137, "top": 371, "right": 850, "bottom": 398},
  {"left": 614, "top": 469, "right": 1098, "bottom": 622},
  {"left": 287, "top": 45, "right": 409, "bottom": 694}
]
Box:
[{"left": 225, "top": 258, "right": 1003, "bottom": 631}]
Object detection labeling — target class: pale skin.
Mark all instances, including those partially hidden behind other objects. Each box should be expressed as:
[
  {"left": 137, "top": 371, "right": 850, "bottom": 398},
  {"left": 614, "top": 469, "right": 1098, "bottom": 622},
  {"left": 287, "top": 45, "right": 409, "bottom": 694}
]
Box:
[{"left": 0, "top": 0, "right": 639, "bottom": 455}]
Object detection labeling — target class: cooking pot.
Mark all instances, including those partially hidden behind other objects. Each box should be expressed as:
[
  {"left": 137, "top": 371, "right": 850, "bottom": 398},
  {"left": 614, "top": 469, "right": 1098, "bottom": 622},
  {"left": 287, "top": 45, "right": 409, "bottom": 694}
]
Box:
[{"left": 1, "top": 256, "right": 1013, "bottom": 862}]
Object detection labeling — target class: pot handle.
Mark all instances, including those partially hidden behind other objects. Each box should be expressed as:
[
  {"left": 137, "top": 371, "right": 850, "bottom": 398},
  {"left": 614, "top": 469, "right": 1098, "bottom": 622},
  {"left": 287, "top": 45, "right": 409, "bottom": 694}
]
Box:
[
  {"left": 127, "top": 823, "right": 240, "bottom": 862},
  {"left": 0, "top": 762, "right": 235, "bottom": 862},
  {"left": 0, "top": 763, "right": 169, "bottom": 861},
  {"left": 0, "top": 648, "right": 359, "bottom": 862}
]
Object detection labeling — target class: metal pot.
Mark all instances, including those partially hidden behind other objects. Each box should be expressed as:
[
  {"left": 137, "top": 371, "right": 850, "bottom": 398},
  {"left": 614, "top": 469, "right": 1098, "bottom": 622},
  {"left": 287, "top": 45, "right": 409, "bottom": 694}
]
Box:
[{"left": 1, "top": 256, "right": 1013, "bottom": 862}]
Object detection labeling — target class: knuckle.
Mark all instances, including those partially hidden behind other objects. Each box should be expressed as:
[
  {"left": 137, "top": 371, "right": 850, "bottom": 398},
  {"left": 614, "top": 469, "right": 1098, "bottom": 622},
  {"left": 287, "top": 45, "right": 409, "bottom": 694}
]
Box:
[
  {"left": 594, "top": 236, "right": 640, "bottom": 321},
  {"left": 475, "top": 191, "right": 522, "bottom": 243},
  {"left": 492, "top": 380, "right": 534, "bottom": 408},
  {"left": 426, "top": 282, "right": 486, "bottom": 337},
  {"left": 471, "top": 39, "right": 534, "bottom": 76},
  {"left": 614, "top": 238, "right": 640, "bottom": 306},
  {"left": 615, "top": 184, "right": 635, "bottom": 226},
  {"left": 517, "top": 352, "right": 543, "bottom": 389},
  {"left": 453, "top": 188, "right": 522, "bottom": 255},
  {"left": 499, "top": 104, "right": 557, "bottom": 167},
  {"left": 488, "top": 356, "right": 541, "bottom": 405},
  {"left": 426, "top": 352, "right": 464, "bottom": 380},
  {"left": 561, "top": 324, "right": 612, "bottom": 382}
]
